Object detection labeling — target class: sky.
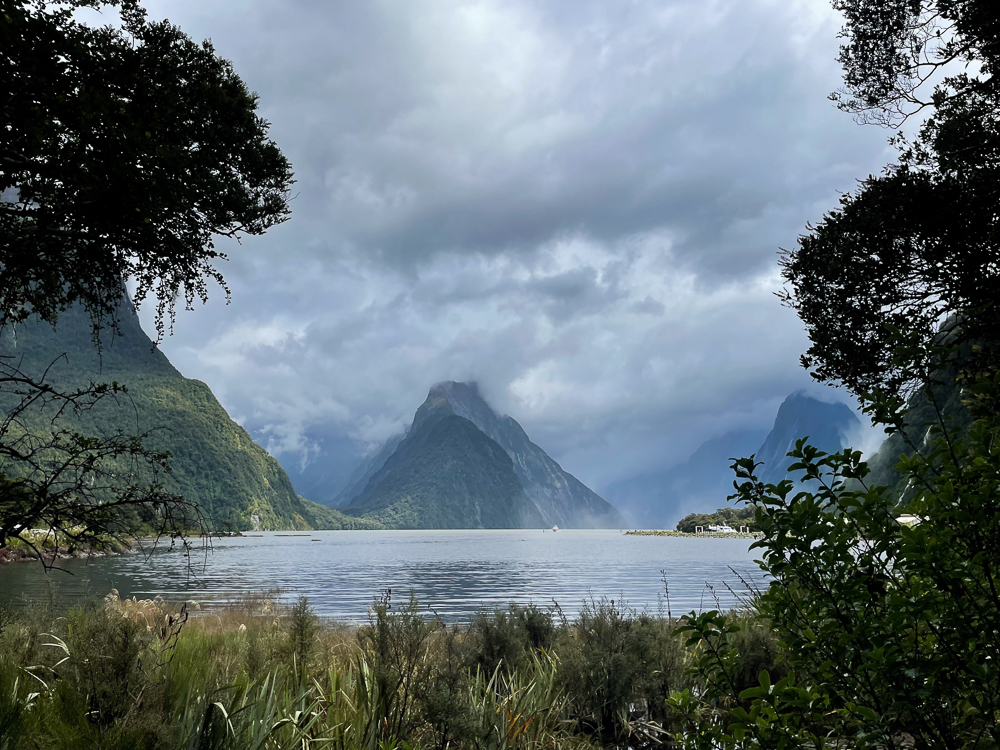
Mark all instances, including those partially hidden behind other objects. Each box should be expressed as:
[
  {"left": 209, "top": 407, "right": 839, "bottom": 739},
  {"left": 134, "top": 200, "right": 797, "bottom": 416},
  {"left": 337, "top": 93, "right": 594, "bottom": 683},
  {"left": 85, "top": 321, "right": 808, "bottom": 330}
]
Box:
[{"left": 133, "top": 0, "right": 893, "bottom": 496}]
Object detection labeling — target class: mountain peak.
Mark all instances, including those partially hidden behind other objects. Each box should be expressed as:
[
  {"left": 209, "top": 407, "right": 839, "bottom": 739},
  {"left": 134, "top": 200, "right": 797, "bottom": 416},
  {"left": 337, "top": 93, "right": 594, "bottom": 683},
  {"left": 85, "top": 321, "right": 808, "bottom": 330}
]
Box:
[
  {"left": 756, "top": 392, "right": 860, "bottom": 484},
  {"left": 428, "top": 380, "right": 497, "bottom": 418},
  {"left": 428, "top": 380, "right": 482, "bottom": 400},
  {"left": 416, "top": 380, "right": 503, "bottom": 437},
  {"left": 340, "top": 380, "right": 624, "bottom": 528}
]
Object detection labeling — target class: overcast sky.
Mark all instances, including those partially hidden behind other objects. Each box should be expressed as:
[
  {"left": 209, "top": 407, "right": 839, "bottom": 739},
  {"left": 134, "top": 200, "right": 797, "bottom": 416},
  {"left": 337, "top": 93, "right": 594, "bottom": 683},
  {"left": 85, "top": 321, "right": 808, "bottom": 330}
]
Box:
[{"left": 135, "top": 0, "right": 892, "bottom": 494}]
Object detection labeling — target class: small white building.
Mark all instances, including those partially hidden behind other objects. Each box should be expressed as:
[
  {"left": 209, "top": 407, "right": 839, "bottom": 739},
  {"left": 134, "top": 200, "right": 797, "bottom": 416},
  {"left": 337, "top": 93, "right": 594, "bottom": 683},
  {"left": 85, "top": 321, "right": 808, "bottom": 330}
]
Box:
[{"left": 707, "top": 524, "right": 737, "bottom": 534}]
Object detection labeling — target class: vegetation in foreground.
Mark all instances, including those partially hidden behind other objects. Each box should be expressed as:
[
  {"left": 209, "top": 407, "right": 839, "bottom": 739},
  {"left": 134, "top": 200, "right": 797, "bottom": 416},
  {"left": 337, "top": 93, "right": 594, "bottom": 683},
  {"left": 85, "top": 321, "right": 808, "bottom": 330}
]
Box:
[{"left": 0, "top": 590, "right": 781, "bottom": 750}]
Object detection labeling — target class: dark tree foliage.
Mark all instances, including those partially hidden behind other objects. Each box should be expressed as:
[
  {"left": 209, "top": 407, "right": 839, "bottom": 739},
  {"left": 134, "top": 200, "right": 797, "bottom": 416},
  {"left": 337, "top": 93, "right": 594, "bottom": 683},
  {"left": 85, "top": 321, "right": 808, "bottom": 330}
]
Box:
[
  {"left": 0, "top": 0, "right": 292, "bottom": 558},
  {"left": 668, "top": 2, "right": 1000, "bottom": 747},
  {"left": 0, "top": 0, "right": 293, "bottom": 338},
  {"left": 832, "top": 0, "right": 1000, "bottom": 124},
  {"left": 782, "top": 161, "right": 1000, "bottom": 399},
  {"left": 783, "top": 0, "right": 1000, "bottom": 400}
]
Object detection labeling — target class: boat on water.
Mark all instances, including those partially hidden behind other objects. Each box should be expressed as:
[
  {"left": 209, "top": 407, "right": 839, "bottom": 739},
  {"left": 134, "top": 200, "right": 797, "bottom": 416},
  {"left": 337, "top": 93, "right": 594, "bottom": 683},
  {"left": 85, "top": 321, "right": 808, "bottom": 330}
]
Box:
[{"left": 552, "top": 525, "right": 559, "bottom": 532}]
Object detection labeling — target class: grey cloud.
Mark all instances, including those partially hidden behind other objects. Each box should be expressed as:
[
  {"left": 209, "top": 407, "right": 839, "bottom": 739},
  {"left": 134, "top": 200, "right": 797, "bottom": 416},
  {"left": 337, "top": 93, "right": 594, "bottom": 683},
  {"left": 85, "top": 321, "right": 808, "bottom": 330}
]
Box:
[
  {"left": 148, "top": 0, "right": 888, "bottom": 279},
  {"left": 135, "top": 0, "right": 893, "bottom": 495}
]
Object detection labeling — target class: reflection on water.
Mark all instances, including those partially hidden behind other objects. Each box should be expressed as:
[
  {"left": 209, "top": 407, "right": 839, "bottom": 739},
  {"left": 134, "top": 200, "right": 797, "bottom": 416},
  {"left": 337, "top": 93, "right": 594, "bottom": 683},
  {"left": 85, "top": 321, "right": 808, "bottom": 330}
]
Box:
[{"left": 0, "top": 530, "right": 764, "bottom": 623}]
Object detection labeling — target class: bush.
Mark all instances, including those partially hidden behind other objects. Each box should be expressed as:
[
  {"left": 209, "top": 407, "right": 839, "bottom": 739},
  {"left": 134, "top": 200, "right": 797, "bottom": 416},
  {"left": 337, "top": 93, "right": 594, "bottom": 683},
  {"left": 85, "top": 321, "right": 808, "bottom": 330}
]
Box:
[
  {"left": 0, "top": 589, "right": 778, "bottom": 748},
  {"left": 356, "top": 589, "right": 437, "bottom": 745},
  {"left": 286, "top": 595, "right": 318, "bottom": 679},
  {"left": 466, "top": 602, "right": 556, "bottom": 676},
  {"left": 558, "top": 597, "right": 685, "bottom": 739}
]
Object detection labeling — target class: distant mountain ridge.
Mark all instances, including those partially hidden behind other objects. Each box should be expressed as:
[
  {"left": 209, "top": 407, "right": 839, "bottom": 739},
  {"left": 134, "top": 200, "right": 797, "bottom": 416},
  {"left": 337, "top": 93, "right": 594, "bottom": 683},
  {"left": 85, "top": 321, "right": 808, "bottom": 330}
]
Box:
[
  {"left": 338, "top": 382, "right": 625, "bottom": 529},
  {"left": 603, "top": 428, "right": 769, "bottom": 530},
  {"left": 603, "top": 391, "right": 861, "bottom": 529}
]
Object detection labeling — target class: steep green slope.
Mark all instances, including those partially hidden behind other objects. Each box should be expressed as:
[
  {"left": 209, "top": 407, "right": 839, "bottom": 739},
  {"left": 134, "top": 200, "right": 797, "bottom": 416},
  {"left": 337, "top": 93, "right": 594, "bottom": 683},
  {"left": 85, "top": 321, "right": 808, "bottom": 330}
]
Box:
[
  {"left": 345, "top": 413, "right": 544, "bottom": 529},
  {"left": 0, "top": 304, "right": 379, "bottom": 531}
]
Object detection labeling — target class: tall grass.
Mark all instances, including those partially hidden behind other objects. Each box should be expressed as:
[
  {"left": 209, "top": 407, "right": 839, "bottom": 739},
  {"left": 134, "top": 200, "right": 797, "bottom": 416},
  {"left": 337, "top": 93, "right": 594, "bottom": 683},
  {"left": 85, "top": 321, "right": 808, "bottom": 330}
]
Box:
[{"left": 0, "top": 590, "right": 785, "bottom": 749}]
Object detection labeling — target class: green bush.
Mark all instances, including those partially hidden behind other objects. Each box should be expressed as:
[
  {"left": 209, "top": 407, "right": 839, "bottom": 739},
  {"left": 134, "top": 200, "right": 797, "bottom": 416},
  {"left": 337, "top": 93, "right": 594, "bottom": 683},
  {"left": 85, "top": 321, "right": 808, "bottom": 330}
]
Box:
[
  {"left": 558, "top": 597, "right": 685, "bottom": 739},
  {"left": 287, "top": 595, "right": 319, "bottom": 680},
  {"left": 466, "top": 602, "right": 556, "bottom": 677},
  {"left": 356, "top": 590, "right": 437, "bottom": 746},
  {"left": 0, "top": 589, "right": 779, "bottom": 749}
]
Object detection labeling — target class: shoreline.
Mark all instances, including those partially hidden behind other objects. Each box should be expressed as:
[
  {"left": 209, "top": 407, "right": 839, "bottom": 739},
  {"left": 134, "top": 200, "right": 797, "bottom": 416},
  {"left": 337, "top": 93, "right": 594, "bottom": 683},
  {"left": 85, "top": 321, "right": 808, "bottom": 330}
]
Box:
[
  {"left": 0, "top": 542, "right": 130, "bottom": 566},
  {"left": 625, "top": 529, "right": 762, "bottom": 539},
  {"left": 0, "top": 528, "right": 251, "bottom": 566}
]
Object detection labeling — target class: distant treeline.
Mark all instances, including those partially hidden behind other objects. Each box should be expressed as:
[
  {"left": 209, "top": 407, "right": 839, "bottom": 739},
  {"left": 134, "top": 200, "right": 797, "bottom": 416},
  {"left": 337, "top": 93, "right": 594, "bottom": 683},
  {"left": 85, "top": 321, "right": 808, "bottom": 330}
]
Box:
[{"left": 675, "top": 506, "right": 756, "bottom": 533}]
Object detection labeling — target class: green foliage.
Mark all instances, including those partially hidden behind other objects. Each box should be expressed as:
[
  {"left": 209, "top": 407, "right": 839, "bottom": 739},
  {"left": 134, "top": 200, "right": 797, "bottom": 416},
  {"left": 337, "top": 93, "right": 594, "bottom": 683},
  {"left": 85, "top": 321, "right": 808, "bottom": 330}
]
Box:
[
  {"left": 465, "top": 603, "right": 557, "bottom": 680},
  {"left": 0, "top": 0, "right": 293, "bottom": 337},
  {"left": 287, "top": 596, "right": 318, "bottom": 681},
  {"left": 0, "top": 304, "right": 380, "bottom": 534},
  {"left": 675, "top": 506, "right": 757, "bottom": 533},
  {"left": 356, "top": 590, "right": 436, "bottom": 744},
  {"left": 674, "top": 370, "right": 1000, "bottom": 748},
  {"left": 0, "top": 590, "right": 793, "bottom": 749},
  {"left": 556, "top": 597, "right": 687, "bottom": 740},
  {"left": 702, "top": 4, "right": 1000, "bottom": 746}
]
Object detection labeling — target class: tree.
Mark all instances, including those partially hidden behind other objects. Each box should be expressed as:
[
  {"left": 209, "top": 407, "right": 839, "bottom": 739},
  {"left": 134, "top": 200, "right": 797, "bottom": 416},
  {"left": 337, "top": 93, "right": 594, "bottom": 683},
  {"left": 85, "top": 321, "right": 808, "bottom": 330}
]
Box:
[
  {"left": 782, "top": 0, "right": 1000, "bottom": 401},
  {"left": 831, "top": 0, "right": 1000, "bottom": 126},
  {"left": 1, "top": 0, "right": 293, "bottom": 338},
  {"left": 676, "top": 393, "right": 1000, "bottom": 748},
  {"left": 669, "top": 2, "right": 1000, "bottom": 747},
  {"left": 0, "top": 0, "right": 293, "bottom": 560}
]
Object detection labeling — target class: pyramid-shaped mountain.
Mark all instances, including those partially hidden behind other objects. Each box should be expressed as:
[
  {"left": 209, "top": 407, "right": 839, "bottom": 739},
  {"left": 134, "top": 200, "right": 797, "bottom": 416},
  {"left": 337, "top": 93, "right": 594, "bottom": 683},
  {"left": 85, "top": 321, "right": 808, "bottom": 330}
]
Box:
[
  {"left": 1, "top": 302, "right": 376, "bottom": 531},
  {"left": 754, "top": 391, "right": 860, "bottom": 485},
  {"left": 340, "top": 382, "right": 625, "bottom": 529}
]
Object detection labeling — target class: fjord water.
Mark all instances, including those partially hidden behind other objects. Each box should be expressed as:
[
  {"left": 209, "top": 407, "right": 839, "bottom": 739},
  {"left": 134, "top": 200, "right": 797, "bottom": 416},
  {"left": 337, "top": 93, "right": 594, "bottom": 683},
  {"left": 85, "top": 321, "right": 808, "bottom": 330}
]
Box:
[{"left": 0, "top": 530, "right": 762, "bottom": 623}]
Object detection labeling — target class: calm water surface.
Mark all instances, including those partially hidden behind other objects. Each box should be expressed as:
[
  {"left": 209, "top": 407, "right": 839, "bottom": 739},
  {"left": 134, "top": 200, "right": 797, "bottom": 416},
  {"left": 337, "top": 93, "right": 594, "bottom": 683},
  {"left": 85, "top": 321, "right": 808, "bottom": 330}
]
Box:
[{"left": 0, "top": 530, "right": 764, "bottom": 623}]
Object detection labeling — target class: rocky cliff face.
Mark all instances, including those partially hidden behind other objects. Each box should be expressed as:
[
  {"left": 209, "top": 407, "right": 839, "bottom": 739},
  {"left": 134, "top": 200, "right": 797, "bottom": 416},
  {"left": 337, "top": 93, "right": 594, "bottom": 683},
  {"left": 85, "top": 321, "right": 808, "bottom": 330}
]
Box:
[{"left": 340, "top": 381, "right": 624, "bottom": 528}]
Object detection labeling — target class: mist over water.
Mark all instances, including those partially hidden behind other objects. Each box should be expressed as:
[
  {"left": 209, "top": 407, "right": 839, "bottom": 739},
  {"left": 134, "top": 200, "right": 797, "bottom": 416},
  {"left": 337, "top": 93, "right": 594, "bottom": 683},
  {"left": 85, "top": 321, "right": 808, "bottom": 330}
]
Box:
[{"left": 0, "top": 530, "right": 763, "bottom": 623}]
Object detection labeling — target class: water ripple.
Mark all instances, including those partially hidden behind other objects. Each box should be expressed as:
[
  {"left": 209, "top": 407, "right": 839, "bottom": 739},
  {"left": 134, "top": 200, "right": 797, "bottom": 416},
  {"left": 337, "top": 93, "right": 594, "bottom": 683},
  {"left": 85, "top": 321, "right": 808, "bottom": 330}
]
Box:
[{"left": 0, "top": 530, "right": 764, "bottom": 623}]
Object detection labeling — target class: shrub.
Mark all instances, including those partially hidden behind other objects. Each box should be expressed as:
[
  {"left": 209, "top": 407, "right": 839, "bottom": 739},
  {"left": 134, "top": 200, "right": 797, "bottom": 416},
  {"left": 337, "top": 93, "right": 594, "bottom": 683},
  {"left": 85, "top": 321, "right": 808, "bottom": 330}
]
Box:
[
  {"left": 558, "top": 597, "right": 683, "bottom": 739},
  {"left": 356, "top": 589, "right": 437, "bottom": 745},
  {"left": 466, "top": 602, "right": 556, "bottom": 677},
  {"left": 286, "top": 595, "right": 318, "bottom": 679}
]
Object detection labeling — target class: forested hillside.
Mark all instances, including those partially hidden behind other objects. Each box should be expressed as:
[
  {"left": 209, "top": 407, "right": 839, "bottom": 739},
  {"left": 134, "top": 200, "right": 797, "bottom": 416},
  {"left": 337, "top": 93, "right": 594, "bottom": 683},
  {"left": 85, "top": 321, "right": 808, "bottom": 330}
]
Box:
[{"left": 0, "top": 303, "right": 379, "bottom": 531}]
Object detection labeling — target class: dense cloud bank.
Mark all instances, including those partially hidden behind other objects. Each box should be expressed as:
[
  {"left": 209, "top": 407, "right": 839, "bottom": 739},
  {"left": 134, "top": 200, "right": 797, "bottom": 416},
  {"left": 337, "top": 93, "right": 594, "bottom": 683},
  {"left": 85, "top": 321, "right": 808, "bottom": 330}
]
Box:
[{"left": 137, "top": 0, "right": 889, "bottom": 491}]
